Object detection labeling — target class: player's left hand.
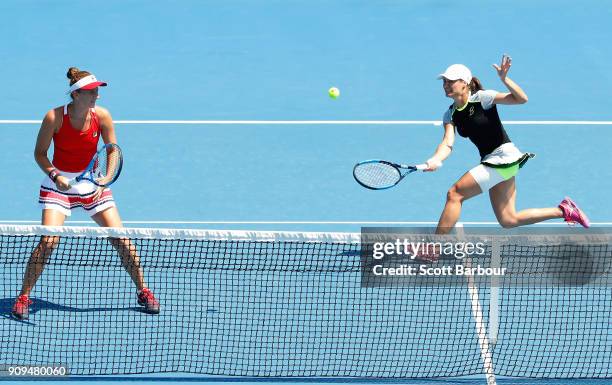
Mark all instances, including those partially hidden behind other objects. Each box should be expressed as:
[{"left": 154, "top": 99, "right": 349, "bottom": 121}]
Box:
[
  {"left": 493, "top": 54, "right": 512, "bottom": 80},
  {"left": 92, "top": 186, "right": 105, "bottom": 201}
]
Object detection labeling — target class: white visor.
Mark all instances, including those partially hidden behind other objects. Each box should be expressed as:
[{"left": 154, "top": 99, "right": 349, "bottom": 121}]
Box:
[{"left": 67, "top": 75, "right": 107, "bottom": 94}]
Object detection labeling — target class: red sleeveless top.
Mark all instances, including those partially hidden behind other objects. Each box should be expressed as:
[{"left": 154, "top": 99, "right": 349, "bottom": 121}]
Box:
[{"left": 52, "top": 105, "right": 101, "bottom": 172}]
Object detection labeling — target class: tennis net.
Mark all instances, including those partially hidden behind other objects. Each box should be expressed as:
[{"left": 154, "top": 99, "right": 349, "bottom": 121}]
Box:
[{"left": 0, "top": 224, "right": 610, "bottom": 379}]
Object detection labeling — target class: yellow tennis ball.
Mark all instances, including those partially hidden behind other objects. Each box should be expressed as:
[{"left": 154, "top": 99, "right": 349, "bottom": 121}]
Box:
[{"left": 328, "top": 87, "right": 340, "bottom": 99}]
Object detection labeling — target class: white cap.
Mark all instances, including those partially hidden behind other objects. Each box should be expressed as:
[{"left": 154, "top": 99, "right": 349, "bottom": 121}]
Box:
[{"left": 437, "top": 64, "right": 472, "bottom": 84}]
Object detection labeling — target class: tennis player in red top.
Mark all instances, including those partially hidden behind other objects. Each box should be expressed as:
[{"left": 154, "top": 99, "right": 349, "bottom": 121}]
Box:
[{"left": 12, "top": 67, "right": 160, "bottom": 319}]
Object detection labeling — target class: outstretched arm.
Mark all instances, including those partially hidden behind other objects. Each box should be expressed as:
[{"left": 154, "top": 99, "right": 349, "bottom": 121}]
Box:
[
  {"left": 424, "top": 123, "right": 455, "bottom": 172},
  {"left": 493, "top": 55, "right": 528, "bottom": 105}
]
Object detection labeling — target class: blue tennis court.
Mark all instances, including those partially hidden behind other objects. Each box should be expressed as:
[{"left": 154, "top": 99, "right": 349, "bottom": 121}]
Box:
[{"left": 1, "top": 1, "right": 611, "bottom": 384}]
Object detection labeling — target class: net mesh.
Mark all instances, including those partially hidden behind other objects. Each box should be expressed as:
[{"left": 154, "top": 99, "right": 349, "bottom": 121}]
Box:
[{"left": 0, "top": 225, "right": 610, "bottom": 378}]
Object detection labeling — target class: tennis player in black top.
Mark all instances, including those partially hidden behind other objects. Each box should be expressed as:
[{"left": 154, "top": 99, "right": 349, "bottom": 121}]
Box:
[{"left": 424, "top": 55, "right": 589, "bottom": 233}]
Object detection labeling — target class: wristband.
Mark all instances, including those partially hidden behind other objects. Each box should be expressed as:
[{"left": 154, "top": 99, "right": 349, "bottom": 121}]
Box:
[
  {"left": 426, "top": 158, "right": 443, "bottom": 169},
  {"left": 48, "top": 169, "right": 60, "bottom": 182}
]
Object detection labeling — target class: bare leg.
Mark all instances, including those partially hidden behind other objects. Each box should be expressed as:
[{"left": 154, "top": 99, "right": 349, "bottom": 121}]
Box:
[
  {"left": 91, "top": 206, "right": 146, "bottom": 291},
  {"left": 489, "top": 177, "right": 563, "bottom": 228},
  {"left": 19, "top": 209, "right": 66, "bottom": 296},
  {"left": 436, "top": 172, "right": 483, "bottom": 234}
]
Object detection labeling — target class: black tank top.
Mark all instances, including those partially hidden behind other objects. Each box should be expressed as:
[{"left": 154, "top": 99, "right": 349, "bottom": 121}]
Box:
[{"left": 445, "top": 90, "right": 511, "bottom": 159}]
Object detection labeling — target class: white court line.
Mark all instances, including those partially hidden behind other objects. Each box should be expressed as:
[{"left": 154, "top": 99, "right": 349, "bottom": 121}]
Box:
[
  {"left": 465, "top": 256, "right": 498, "bottom": 385},
  {"left": 455, "top": 224, "right": 497, "bottom": 384},
  {"left": 1, "top": 120, "right": 612, "bottom": 125},
  {"left": 1, "top": 220, "right": 611, "bottom": 225},
  {"left": 489, "top": 240, "right": 501, "bottom": 348}
]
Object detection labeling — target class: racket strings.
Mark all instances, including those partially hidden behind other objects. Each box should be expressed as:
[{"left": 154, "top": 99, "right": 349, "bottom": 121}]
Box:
[
  {"left": 354, "top": 163, "right": 401, "bottom": 189},
  {"left": 92, "top": 145, "right": 122, "bottom": 184}
]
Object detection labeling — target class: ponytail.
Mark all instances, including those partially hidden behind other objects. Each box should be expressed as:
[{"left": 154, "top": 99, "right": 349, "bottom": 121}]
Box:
[{"left": 469, "top": 77, "right": 483, "bottom": 93}]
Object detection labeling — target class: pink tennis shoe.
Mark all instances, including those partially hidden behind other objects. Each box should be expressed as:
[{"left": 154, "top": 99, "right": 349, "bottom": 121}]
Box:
[
  {"left": 559, "top": 197, "right": 590, "bottom": 228},
  {"left": 12, "top": 294, "right": 32, "bottom": 320}
]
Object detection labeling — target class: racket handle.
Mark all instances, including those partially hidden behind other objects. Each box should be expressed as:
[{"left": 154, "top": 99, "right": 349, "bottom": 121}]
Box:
[
  {"left": 67, "top": 175, "right": 82, "bottom": 186},
  {"left": 415, "top": 164, "right": 428, "bottom": 170}
]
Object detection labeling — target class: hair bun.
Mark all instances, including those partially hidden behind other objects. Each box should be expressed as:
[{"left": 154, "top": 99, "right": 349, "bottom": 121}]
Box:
[{"left": 66, "top": 67, "right": 80, "bottom": 81}]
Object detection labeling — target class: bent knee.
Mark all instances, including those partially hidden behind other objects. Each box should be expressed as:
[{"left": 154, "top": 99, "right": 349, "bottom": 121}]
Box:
[
  {"left": 498, "top": 217, "right": 519, "bottom": 229},
  {"left": 32, "top": 236, "right": 60, "bottom": 263},
  {"left": 446, "top": 185, "right": 465, "bottom": 203},
  {"left": 39, "top": 235, "right": 61, "bottom": 250}
]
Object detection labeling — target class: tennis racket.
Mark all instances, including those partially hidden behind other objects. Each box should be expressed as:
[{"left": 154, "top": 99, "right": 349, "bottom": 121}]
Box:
[
  {"left": 353, "top": 160, "right": 427, "bottom": 190},
  {"left": 68, "top": 143, "right": 123, "bottom": 187}
]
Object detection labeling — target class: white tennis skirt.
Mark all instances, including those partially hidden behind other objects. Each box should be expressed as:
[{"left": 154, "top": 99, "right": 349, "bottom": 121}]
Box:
[
  {"left": 38, "top": 170, "right": 115, "bottom": 217},
  {"left": 469, "top": 143, "right": 534, "bottom": 191}
]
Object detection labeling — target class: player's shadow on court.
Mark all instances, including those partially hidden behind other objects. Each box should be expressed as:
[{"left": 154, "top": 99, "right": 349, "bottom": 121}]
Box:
[{"left": 0, "top": 297, "right": 145, "bottom": 322}]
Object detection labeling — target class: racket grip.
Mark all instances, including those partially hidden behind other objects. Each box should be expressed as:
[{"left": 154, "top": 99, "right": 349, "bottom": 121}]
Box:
[
  {"left": 415, "top": 164, "right": 428, "bottom": 170},
  {"left": 67, "top": 176, "right": 81, "bottom": 186}
]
